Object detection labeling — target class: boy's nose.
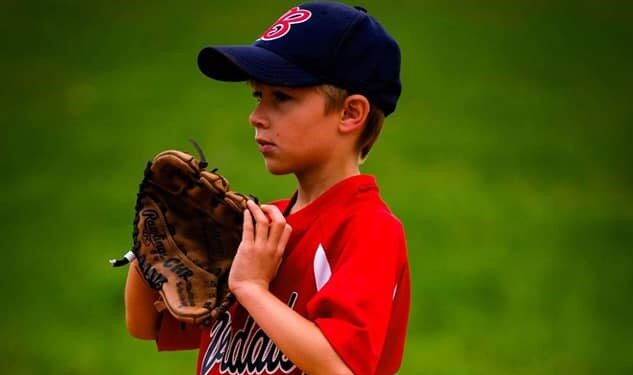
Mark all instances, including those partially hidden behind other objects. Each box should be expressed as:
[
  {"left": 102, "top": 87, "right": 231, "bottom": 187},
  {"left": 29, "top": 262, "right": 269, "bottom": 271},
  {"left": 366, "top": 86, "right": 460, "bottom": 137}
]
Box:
[{"left": 249, "top": 106, "right": 269, "bottom": 129}]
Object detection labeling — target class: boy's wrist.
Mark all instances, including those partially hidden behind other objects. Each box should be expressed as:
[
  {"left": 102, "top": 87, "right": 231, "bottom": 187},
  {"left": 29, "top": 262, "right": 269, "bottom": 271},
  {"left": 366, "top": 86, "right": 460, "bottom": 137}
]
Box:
[{"left": 230, "top": 280, "right": 270, "bottom": 303}]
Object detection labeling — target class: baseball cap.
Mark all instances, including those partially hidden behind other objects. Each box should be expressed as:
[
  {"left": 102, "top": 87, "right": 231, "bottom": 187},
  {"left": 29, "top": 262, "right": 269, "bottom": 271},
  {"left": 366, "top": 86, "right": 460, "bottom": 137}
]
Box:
[{"left": 197, "top": 2, "right": 401, "bottom": 116}]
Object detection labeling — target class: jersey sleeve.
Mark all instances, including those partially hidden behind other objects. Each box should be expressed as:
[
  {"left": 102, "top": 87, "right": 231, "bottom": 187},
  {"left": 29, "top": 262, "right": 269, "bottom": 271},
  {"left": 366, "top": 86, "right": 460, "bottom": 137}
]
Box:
[
  {"left": 155, "top": 311, "right": 202, "bottom": 351},
  {"left": 305, "top": 209, "right": 409, "bottom": 375}
]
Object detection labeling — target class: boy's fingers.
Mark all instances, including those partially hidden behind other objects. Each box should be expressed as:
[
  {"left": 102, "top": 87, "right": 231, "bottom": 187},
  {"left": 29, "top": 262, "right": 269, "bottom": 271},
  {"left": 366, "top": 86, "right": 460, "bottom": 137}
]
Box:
[
  {"left": 260, "top": 204, "right": 287, "bottom": 244},
  {"left": 247, "top": 200, "right": 269, "bottom": 245},
  {"left": 241, "top": 209, "right": 254, "bottom": 243},
  {"left": 260, "top": 204, "right": 284, "bottom": 221},
  {"left": 277, "top": 224, "right": 293, "bottom": 257},
  {"left": 247, "top": 200, "right": 268, "bottom": 221}
]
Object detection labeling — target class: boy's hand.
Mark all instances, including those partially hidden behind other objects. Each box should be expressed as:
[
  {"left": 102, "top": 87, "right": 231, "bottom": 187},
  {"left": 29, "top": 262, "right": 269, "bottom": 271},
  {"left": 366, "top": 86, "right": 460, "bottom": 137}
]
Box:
[{"left": 229, "top": 200, "right": 292, "bottom": 296}]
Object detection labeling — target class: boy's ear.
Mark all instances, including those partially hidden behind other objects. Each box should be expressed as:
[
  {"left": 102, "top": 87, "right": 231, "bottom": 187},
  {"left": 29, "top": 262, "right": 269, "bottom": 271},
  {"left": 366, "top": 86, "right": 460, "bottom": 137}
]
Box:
[{"left": 339, "top": 94, "right": 370, "bottom": 134}]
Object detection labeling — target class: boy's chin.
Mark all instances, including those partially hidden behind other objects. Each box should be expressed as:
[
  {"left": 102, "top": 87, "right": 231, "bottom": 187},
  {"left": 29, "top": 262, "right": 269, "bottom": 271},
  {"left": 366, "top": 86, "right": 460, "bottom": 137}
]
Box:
[{"left": 263, "top": 160, "right": 293, "bottom": 175}]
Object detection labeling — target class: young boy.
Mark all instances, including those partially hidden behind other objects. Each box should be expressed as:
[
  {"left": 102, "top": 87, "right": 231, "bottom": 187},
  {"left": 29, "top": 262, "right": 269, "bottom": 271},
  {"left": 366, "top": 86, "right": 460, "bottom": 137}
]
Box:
[{"left": 125, "top": 2, "right": 410, "bottom": 374}]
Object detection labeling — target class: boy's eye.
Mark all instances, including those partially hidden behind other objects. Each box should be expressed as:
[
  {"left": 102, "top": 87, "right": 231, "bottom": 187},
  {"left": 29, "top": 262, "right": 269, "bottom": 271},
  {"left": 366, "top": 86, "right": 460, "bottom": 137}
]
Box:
[
  {"left": 272, "top": 91, "right": 292, "bottom": 102},
  {"left": 252, "top": 91, "right": 262, "bottom": 102},
  {"left": 251, "top": 90, "right": 292, "bottom": 103}
]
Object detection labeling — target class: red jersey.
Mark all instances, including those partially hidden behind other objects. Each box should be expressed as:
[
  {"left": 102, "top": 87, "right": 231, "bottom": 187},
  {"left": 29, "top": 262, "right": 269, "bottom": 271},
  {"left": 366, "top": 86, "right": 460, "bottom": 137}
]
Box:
[{"left": 156, "top": 175, "right": 410, "bottom": 375}]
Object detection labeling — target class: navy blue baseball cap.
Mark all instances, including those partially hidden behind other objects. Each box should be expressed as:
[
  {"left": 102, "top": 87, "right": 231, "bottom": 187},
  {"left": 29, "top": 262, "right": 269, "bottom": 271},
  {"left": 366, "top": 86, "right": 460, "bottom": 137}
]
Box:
[{"left": 197, "top": 2, "right": 401, "bottom": 116}]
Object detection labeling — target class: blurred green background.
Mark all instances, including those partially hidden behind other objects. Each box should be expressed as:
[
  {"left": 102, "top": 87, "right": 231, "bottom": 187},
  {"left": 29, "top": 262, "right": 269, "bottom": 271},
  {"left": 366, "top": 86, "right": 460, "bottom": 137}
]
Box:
[{"left": 1, "top": 0, "right": 632, "bottom": 374}]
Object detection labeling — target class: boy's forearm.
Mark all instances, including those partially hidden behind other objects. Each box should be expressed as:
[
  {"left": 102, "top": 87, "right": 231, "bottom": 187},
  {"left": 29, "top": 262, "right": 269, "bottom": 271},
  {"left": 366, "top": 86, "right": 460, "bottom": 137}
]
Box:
[
  {"left": 233, "top": 283, "right": 354, "bottom": 375},
  {"left": 124, "top": 260, "right": 161, "bottom": 340}
]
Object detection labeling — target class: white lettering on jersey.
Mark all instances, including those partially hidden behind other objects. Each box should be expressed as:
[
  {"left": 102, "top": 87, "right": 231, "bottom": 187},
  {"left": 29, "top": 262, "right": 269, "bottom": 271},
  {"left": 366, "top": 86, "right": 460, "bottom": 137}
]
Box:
[
  {"left": 200, "top": 293, "right": 299, "bottom": 375},
  {"left": 313, "top": 244, "right": 331, "bottom": 291}
]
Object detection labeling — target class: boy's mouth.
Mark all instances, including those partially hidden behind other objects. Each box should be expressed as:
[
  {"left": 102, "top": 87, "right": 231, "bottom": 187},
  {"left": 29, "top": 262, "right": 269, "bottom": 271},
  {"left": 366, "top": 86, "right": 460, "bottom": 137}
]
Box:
[
  {"left": 256, "top": 138, "right": 275, "bottom": 146},
  {"left": 256, "top": 138, "right": 276, "bottom": 153}
]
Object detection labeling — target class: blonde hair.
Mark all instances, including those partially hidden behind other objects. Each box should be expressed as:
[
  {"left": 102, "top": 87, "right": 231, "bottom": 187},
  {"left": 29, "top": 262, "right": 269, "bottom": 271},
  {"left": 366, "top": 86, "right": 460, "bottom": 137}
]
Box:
[{"left": 316, "top": 84, "right": 385, "bottom": 161}]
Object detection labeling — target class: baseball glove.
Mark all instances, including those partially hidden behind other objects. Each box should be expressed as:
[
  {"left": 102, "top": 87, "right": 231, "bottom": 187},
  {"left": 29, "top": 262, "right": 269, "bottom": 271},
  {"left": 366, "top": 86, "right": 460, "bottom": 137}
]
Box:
[{"left": 111, "top": 143, "right": 250, "bottom": 327}]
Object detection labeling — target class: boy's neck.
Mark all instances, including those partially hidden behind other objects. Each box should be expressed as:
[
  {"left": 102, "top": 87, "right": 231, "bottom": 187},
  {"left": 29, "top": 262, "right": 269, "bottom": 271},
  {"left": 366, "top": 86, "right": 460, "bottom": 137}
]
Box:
[{"left": 291, "top": 162, "right": 360, "bottom": 214}]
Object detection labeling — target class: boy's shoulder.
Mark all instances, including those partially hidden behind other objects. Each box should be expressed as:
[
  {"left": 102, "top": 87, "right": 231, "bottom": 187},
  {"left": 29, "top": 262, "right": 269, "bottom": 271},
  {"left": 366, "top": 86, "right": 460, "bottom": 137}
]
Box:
[
  {"left": 327, "top": 176, "right": 405, "bottom": 239},
  {"left": 323, "top": 189, "right": 407, "bottom": 269},
  {"left": 344, "top": 199, "right": 404, "bottom": 235}
]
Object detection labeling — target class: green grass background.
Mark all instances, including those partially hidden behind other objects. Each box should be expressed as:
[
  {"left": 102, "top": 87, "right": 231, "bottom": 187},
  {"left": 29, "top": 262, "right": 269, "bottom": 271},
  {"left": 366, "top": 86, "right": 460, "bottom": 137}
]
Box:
[{"left": 1, "top": 0, "right": 632, "bottom": 374}]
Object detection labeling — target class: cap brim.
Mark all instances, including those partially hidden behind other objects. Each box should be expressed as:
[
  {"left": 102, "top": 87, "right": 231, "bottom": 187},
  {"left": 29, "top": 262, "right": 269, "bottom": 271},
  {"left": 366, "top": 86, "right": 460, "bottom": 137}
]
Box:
[{"left": 197, "top": 45, "right": 321, "bottom": 87}]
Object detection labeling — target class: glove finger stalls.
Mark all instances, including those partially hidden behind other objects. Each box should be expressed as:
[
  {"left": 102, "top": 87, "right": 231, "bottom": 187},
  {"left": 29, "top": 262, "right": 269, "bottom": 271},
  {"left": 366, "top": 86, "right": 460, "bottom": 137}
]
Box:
[{"left": 150, "top": 151, "right": 199, "bottom": 195}]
